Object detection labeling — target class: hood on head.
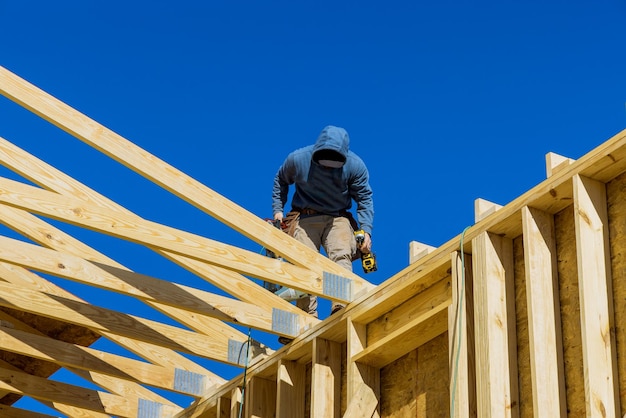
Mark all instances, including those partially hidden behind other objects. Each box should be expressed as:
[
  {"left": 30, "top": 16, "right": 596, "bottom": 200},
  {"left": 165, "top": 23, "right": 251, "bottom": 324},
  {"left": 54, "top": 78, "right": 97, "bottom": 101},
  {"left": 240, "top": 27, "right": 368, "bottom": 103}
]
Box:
[{"left": 312, "top": 126, "right": 349, "bottom": 166}]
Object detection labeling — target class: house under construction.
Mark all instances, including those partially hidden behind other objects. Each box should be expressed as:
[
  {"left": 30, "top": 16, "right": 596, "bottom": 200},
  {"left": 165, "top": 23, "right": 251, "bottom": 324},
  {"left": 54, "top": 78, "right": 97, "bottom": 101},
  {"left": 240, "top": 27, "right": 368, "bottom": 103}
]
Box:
[{"left": 0, "top": 65, "right": 625, "bottom": 417}]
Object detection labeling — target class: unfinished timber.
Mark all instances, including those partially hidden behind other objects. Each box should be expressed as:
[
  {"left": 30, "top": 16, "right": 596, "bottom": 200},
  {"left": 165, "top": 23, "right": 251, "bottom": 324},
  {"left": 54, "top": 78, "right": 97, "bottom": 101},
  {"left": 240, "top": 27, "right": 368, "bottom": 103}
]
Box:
[{"left": 0, "top": 65, "right": 625, "bottom": 416}]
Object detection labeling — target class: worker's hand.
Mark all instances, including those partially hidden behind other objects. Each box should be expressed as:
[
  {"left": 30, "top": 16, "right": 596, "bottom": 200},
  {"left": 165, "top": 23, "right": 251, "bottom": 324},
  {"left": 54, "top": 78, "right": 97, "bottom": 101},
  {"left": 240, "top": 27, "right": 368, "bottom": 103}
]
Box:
[
  {"left": 359, "top": 232, "right": 372, "bottom": 253},
  {"left": 274, "top": 212, "right": 283, "bottom": 222}
]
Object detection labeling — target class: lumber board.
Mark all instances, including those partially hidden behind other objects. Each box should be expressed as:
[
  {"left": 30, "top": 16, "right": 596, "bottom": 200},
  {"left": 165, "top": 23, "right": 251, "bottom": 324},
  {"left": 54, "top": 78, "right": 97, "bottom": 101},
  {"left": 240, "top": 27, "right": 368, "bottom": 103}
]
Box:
[
  {"left": 342, "top": 383, "right": 378, "bottom": 418},
  {"left": 366, "top": 276, "right": 451, "bottom": 346},
  {"left": 0, "top": 135, "right": 317, "bottom": 322},
  {"left": 0, "top": 176, "right": 365, "bottom": 306},
  {"left": 0, "top": 305, "right": 179, "bottom": 411},
  {"left": 0, "top": 326, "right": 203, "bottom": 396},
  {"left": 353, "top": 308, "right": 448, "bottom": 368},
  {"left": 449, "top": 252, "right": 476, "bottom": 418},
  {"left": 546, "top": 152, "right": 575, "bottom": 177},
  {"left": 472, "top": 231, "right": 518, "bottom": 418},
  {"left": 0, "top": 234, "right": 283, "bottom": 336},
  {"left": 0, "top": 405, "right": 57, "bottom": 418},
  {"left": 347, "top": 128, "right": 626, "bottom": 328},
  {"left": 0, "top": 365, "right": 171, "bottom": 417},
  {"left": 245, "top": 376, "right": 276, "bottom": 418},
  {"left": 521, "top": 206, "right": 566, "bottom": 416},
  {"left": 276, "top": 359, "right": 305, "bottom": 418},
  {"left": 0, "top": 281, "right": 240, "bottom": 365},
  {"left": 0, "top": 66, "right": 373, "bottom": 295},
  {"left": 572, "top": 175, "right": 620, "bottom": 416},
  {"left": 0, "top": 260, "right": 220, "bottom": 379},
  {"left": 346, "top": 319, "right": 380, "bottom": 418},
  {"left": 311, "top": 338, "right": 341, "bottom": 418}
]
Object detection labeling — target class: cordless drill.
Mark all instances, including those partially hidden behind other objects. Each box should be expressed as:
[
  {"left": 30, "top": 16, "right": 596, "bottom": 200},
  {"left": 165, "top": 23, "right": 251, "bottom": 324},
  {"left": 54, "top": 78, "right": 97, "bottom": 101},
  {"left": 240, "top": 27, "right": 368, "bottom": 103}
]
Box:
[{"left": 354, "top": 229, "right": 377, "bottom": 273}]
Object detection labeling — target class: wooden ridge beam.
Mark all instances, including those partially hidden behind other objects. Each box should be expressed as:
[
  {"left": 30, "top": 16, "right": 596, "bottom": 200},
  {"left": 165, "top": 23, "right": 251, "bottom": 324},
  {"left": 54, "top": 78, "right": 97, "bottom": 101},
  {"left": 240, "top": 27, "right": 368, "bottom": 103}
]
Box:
[{"left": 0, "top": 66, "right": 373, "bottom": 296}]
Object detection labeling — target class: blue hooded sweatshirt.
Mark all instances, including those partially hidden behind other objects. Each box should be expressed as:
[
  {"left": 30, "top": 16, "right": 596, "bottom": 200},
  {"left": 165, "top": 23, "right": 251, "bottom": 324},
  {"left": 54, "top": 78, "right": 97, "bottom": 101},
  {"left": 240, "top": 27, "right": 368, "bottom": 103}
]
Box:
[{"left": 272, "top": 126, "right": 374, "bottom": 235}]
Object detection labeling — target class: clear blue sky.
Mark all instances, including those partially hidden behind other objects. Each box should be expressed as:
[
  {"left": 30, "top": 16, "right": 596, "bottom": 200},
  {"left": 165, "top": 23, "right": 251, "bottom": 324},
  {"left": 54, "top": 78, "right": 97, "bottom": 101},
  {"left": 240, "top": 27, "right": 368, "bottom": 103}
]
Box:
[{"left": 1, "top": 1, "right": 625, "bottom": 415}]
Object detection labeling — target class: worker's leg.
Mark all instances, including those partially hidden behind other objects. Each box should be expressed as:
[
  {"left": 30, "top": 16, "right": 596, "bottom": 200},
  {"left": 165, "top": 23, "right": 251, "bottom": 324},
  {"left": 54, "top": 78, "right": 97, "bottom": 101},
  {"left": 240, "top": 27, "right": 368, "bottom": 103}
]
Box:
[
  {"left": 324, "top": 216, "right": 356, "bottom": 314},
  {"left": 292, "top": 215, "right": 324, "bottom": 318}
]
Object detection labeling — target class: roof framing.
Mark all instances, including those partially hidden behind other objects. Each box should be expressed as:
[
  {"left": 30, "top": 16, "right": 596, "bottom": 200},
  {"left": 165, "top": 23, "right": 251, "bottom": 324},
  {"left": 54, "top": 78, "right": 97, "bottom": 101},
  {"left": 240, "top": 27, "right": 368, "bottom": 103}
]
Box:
[{"left": 1, "top": 64, "right": 626, "bottom": 417}]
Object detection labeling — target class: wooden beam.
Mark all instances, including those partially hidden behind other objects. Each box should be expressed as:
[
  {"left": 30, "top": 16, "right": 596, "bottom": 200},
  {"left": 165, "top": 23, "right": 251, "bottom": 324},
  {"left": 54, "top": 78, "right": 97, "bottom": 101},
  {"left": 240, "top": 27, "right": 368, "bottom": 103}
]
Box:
[
  {"left": 0, "top": 366, "right": 181, "bottom": 417},
  {"left": 546, "top": 152, "right": 575, "bottom": 177},
  {"left": 0, "top": 309, "right": 180, "bottom": 411},
  {"left": 342, "top": 383, "right": 378, "bottom": 418},
  {"left": 276, "top": 359, "right": 305, "bottom": 418},
  {"left": 0, "top": 261, "right": 219, "bottom": 379},
  {"left": 449, "top": 252, "right": 476, "bottom": 418},
  {"left": 230, "top": 387, "right": 243, "bottom": 418},
  {"left": 311, "top": 338, "right": 341, "bottom": 418},
  {"left": 347, "top": 319, "right": 380, "bottom": 418},
  {"left": 475, "top": 198, "right": 502, "bottom": 223},
  {"left": 0, "top": 176, "right": 357, "bottom": 304},
  {"left": 0, "top": 66, "right": 373, "bottom": 295},
  {"left": 472, "top": 231, "right": 518, "bottom": 417},
  {"left": 409, "top": 241, "right": 436, "bottom": 264},
  {"left": 0, "top": 281, "right": 241, "bottom": 366},
  {"left": 0, "top": 234, "right": 287, "bottom": 337},
  {"left": 357, "top": 270, "right": 451, "bottom": 368},
  {"left": 521, "top": 206, "right": 566, "bottom": 416},
  {"left": 0, "top": 405, "right": 58, "bottom": 418},
  {"left": 572, "top": 175, "right": 620, "bottom": 417},
  {"left": 346, "top": 129, "right": 626, "bottom": 330},
  {"left": 245, "top": 376, "right": 276, "bottom": 418},
  {"left": 0, "top": 135, "right": 317, "bottom": 323},
  {"left": 0, "top": 325, "right": 206, "bottom": 397}
]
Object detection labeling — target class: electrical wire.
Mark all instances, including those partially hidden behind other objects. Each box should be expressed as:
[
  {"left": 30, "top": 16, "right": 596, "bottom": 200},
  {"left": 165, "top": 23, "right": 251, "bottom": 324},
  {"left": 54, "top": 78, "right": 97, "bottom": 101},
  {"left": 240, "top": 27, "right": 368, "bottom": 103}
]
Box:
[
  {"left": 237, "top": 327, "right": 252, "bottom": 418},
  {"left": 450, "top": 226, "right": 471, "bottom": 417}
]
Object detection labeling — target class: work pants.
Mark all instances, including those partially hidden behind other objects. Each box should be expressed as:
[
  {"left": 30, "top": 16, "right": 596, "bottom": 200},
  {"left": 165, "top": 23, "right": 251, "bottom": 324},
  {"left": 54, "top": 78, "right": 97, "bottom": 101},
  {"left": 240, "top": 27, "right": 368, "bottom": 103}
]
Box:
[{"left": 292, "top": 214, "right": 356, "bottom": 316}]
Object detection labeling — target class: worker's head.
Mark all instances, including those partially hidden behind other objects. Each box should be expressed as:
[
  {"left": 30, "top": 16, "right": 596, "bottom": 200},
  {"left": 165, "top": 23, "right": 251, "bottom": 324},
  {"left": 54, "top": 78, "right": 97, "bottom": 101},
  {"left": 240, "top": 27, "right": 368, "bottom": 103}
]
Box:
[{"left": 312, "top": 126, "right": 349, "bottom": 168}]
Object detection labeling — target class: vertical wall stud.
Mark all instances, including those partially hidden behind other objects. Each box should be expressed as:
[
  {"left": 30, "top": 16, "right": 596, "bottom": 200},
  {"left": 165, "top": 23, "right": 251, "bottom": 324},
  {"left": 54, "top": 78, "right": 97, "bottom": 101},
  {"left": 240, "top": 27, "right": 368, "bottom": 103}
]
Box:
[
  {"left": 449, "top": 251, "right": 476, "bottom": 417},
  {"left": 472, "top": 231, "right": 518, "bottom": 418},
  {"left": 573, "top": 174, "right": 620, "bottom": 417},
  {"left": 521, "top": 206, "right": 566, "bottom": 417},
  {"left": 311, "top": 338, "right": 341, "bottom": 418}
]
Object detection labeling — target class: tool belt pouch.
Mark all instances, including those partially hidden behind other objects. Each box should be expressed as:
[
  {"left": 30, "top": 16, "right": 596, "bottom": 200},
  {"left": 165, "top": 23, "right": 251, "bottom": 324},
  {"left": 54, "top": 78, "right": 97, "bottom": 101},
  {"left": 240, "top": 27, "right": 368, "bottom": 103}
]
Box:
[{"left": 283, "top": 211, "right": 300, "bottom": 237}]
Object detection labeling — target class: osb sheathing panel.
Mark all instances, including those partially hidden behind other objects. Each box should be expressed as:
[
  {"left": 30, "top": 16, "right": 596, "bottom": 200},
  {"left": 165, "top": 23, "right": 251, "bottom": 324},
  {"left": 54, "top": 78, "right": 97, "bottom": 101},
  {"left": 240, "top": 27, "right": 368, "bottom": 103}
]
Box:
[
  {"left": 379, "top": 332, "right": 449, "bottom": 418},
  {"left": 555, "top": 205, "right": 585, "bottom": 417},
  {"left": 415, "top": 333, "right": 449, "bottom": 417},
  {"left": 607, "top": 171, "right": 626, "bottom": 416},
  {"left": 380, "top": 350, "right": 417, "bottom": 417},
  {"left": 513, "top": 235, "right": 532, "bottom": 417}
]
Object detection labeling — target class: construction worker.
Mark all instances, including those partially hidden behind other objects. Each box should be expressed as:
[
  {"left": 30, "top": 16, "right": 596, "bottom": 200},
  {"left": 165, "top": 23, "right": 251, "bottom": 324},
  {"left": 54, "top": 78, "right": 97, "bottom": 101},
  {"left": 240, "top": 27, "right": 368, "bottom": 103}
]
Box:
[{"left": 272, "top": 125, "right": 374, "bottom": 334}]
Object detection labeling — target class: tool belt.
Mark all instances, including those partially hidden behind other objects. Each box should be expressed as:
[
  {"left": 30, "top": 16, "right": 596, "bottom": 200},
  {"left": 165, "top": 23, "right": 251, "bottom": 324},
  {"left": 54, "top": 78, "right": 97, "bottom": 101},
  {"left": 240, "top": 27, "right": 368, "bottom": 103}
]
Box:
[{"left": 287, "top": 207, "right": 359, "bottom": 234}]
